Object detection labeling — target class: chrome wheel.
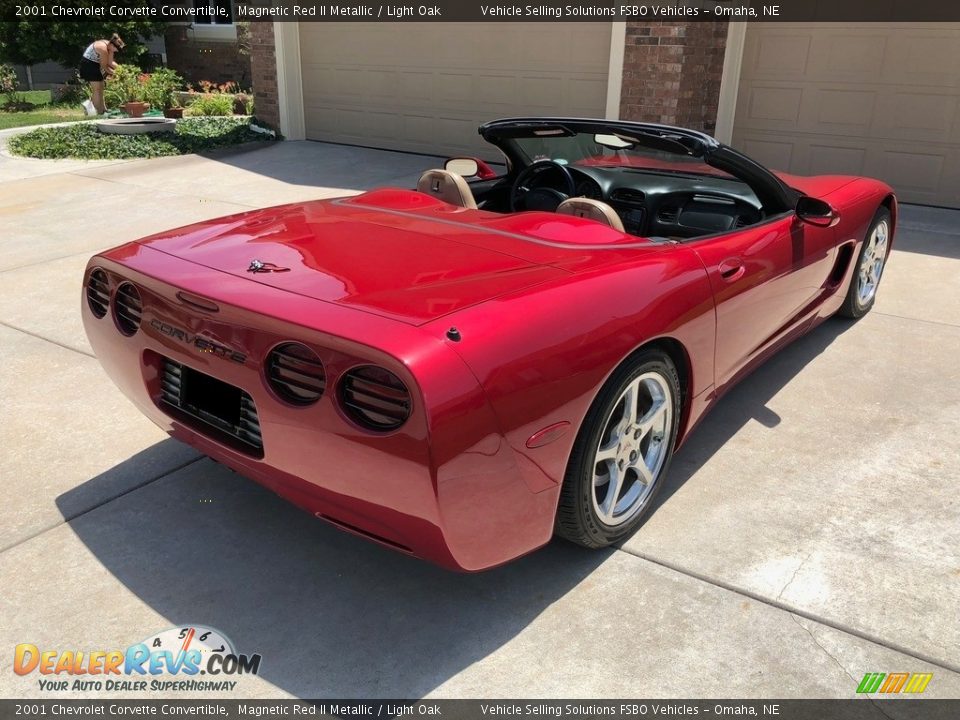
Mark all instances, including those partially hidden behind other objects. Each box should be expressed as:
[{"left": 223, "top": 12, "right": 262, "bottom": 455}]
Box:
[
  {"left": 591, "top": 372, "right": 673, "bottom": 527},
  {"left": 857, "top": 219, "right": 888, "bottom": 305}
]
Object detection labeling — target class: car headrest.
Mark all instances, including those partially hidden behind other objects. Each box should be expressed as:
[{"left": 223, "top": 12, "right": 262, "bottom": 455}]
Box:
[
  {"left": 556, "top": 198, "right": 625, "bottom": 233},
  {"left": 416, "top": 169, "right": 478, "bottom": 210}
]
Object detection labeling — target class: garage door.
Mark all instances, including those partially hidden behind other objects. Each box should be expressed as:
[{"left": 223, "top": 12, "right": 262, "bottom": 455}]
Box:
[
  {"left": 298, "top": 23, "right": 610, "bottom": 158},
  {"left": 732, "top": 24, "right": 960, "bottom": 207}
]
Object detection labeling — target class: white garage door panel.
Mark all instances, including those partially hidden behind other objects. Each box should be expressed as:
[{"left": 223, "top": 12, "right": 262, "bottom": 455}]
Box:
[
  {"left": 733, "top": 23, "right": 960, "bottom": 208},
  {"left": 298, "top": 23, "right": 610, "bottom": 158}
]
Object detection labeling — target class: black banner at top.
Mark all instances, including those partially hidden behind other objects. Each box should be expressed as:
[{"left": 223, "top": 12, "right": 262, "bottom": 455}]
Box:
[{"left": 4, "top": 0, "right": 960, "bottom": 23}]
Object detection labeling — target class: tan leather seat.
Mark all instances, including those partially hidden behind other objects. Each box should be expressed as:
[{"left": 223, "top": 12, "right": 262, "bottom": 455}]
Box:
[
  {"left": 416, "top": 169, "right": 478, "bottom": 210},
  {"left": 556, "top": 198, "right": 625, "bottom": 232}
]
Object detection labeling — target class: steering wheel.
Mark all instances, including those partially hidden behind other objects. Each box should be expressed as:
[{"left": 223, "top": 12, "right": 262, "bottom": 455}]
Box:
[{"left": 510, "top": 160, "right": 576, "bottom": 212}]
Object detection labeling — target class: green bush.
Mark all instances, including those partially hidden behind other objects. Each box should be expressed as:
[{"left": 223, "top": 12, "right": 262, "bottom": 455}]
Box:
[
  {"left": 185, "top": 93, "right": 234, "bottom": 117},
  {"left": 0, "top": 64, "right": 18, "bottom": 95},
  {"left": 8, "top": 117, "right": 272, "bottom": 160},
  {"left": 1, "top": 63, "right": 26, "bottom": 108},
  {"left": 104, "top": 65, "right": 146, "bottom": 107},
  {"left": 142, "top": 68, "right": 184, "bottom": 109},
  {"left": 52, "top": 75, "right": 91, "bottom": 105}
]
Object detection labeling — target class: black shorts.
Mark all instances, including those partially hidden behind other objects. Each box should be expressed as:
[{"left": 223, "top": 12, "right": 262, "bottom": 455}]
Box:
[{"left": 79, "top": 58, "right": 105, "bottom": 82}]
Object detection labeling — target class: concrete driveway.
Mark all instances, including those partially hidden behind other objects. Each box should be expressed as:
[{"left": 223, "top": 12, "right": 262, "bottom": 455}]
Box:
[{"left": 1, "top": 140, "right": 958, "bottom": 700}]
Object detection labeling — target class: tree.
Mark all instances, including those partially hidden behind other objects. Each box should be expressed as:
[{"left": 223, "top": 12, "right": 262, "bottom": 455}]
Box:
[{"left": 0, "top": 2, "right": 166, "bottom": 69}]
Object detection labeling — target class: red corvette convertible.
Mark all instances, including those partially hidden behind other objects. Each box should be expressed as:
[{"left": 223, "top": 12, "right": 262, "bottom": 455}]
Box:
[{"left": 83, "top": 118, "right": 895, "bottom": 571}]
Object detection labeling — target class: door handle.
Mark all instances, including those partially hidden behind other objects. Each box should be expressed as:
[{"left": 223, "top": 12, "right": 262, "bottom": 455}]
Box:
[{"left": 718, "top": 258, "right": 745, "bottom": 282}]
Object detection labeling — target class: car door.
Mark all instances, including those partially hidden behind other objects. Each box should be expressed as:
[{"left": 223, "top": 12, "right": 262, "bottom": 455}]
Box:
[{"left": 691, "top": 212, "right": 834, "bottom": 389}]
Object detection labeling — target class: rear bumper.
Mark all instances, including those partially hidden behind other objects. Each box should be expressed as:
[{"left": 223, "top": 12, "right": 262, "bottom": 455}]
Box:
[{"left": 82, "top": 245, "right": 558, "bottom": 571}]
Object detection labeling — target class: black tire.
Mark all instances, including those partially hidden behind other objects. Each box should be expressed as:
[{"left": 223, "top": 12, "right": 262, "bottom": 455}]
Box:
[
  {"left": 838, "top": 207, "right": 892, "bottom": 319},
  {"left": 555, "top": 349, "right": 681, "bottom": 548}
]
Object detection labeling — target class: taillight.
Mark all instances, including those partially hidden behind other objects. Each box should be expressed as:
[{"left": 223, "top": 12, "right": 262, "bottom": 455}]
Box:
[
  {"left": 113, "top": 282, "right": 142, "bottom": 336},
  {"left": 266, "top": 342, "right": 326, "bottom": 405},
  {"left": 86, "top": 268, "right": 109, "bottom": 318},
  {"left": 339, "top": 365, "right": 411, "bottom": 431}
]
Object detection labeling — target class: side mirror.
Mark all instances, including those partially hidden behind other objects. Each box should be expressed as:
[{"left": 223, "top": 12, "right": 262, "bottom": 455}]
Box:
[
  {"left": 796, "top": 196, "right": 839, "bottom": 227},
  {"left": 444, "top": 157, "right": 497, "bottom": 180}
]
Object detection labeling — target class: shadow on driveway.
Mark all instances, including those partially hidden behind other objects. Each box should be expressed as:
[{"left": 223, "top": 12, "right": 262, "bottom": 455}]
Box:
[
  {"left": 53, "top": 316, "right": 858, "bottom": 697},
  {"left": 55, "top": 445, "right": 609, "bottom": 698},
  {"left": 892, "top": 204, "right": 960, "bottom": 261},
  {"left": 644, "top": 316, "right": 853, "bottom": 521},
  {"left": 208, "top": 140, "right": 446, "bottom": 192}
]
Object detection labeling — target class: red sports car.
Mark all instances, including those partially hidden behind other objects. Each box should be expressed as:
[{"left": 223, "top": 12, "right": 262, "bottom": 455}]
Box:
[{"left": 83, "top": 118, "right": 895, "bottom": 571}]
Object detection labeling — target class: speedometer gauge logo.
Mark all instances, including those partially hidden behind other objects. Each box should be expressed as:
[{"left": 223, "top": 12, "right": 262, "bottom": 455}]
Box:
[
  {"left": 143, "top": 626, "right": 235, "bottom": 665},
  {"left": 134, "top": 625, "right": 259, "bottom": 676}
]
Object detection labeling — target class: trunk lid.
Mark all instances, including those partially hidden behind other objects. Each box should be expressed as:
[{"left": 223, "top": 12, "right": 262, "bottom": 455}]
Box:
[{"left": 135, "top": 200, "right": 572, "bottom": 326}]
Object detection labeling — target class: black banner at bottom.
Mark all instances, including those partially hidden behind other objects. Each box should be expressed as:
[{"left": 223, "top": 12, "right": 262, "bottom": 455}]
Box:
[{"left": 1, "top": 700, "right": 959, "bottom": 720}]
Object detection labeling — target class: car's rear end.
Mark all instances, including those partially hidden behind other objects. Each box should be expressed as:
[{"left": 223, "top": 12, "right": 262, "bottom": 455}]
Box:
[
  {"left": 80, "top": 196, "right": 592, "bottom": 571},
  {"left": 81, "top": 193, "right": 616, "bottom": 570}
]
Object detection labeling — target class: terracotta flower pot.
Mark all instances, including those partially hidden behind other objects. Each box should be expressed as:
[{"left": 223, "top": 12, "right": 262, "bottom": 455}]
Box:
[
  {"left": 122, "top": 102, "right": 149, "bottom": 118},
  {"left": 163, "top": 107, "right": 184, "bottom": 119}
]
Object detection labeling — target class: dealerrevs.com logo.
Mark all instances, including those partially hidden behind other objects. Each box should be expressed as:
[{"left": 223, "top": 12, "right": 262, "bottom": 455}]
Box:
[{"left": 13, "top": 626, "right": 262, "bottom": 693}]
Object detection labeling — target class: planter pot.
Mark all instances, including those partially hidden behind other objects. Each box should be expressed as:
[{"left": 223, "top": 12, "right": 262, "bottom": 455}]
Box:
[
  {"left": 121, "top": 102, "right": 149, "bottom": 118},
  {"left": 163, "top": 107, "right": 184, "bottom": 119}
]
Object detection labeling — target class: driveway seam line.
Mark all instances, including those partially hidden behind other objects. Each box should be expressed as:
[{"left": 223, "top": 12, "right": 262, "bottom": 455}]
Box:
[
  {"left": 0, "top": 250, "right": 97, "bottom": 275},
  {"left": 897, "top": 224, "right": 960, "bottom": 237},
  {"left": 0, "top": 320, "right": 95, "bottom": 359},
  {"left": 0, "top": 456, "right": 203, "bottom": 556},
  {"left": 616, "top": 545, "right": 960, "bottom": 676},
  {"left": 872, "top": 311, "right": 960, "bottom": 330},
  {"left": 788, "top": 615, "right": 897, "bottom": 720},
  {"left": 62, "top": 170, "right": 259, "bottom": 209}
]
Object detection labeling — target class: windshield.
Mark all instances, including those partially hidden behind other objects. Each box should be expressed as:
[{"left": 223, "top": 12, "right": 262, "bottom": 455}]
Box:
[{"left": 511, "top": 131, "right": 736, "bottom": 180}]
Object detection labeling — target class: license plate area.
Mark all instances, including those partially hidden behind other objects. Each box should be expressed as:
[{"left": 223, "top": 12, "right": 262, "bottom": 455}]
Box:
[
  {"left": 158, "top": 357, "right": 263, "bottom": 457},
  {"left": 182, "top": 368, "right": 242, "bottom": 430}
]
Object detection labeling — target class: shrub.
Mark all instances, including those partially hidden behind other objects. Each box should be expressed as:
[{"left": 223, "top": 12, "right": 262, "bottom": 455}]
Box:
[
  {"left": 142, "top": 68, "right": 184, "bottom": 109},
  {"left": 0, "top": 64, "right": 18, "bottom": 95},
  {"left": 0, "top": 64, "right": 26, "bottom": 109},
  {"left": 8, "top": 117, "right": 271, "bottom": 160},
  {"left": 185, "top": 93, "right": 234, "bottom": 117},
  {"left": 52, "top": 72, "right": 91, "bottom": 105},
  {"left": 104, "top": 65, "right": 146, "bottom": 106}
]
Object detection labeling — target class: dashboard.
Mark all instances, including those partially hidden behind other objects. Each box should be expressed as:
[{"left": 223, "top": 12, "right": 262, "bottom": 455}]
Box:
[{"left": 568, "top": 165, "right": 763, "bottom": 239}]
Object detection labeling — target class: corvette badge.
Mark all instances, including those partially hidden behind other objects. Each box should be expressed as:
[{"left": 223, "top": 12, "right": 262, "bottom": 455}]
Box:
[{"left": 247, "top": 259, "right": 290, "bottom": 273}]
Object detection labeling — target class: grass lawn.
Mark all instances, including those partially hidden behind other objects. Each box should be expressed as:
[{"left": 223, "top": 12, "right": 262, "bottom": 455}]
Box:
[
  {"left": 0, "top": 89, "right": 54, "bottom": 106},
  {"left": 0, "top": 107, "right": 87, "bottom": 130},
  {"left": 0, "top": 89, "right": 86, "bottom": 130},
  {"left": 8, "top": 117, "right": 275, "bottom": 159}
]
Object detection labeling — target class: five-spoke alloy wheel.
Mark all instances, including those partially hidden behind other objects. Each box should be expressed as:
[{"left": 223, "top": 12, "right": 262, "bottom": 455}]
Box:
[
  {"left": 840, "top": 207, "right": 892, "bottom": 318},
  {"left": 556, "top": 349, "right": 680, "bottom": 548}
]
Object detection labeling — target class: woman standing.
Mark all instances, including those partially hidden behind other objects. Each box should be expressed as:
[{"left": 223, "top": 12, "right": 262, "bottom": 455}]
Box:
[{"left": 79, "top": 33, "right": 125, "bottom": 114}]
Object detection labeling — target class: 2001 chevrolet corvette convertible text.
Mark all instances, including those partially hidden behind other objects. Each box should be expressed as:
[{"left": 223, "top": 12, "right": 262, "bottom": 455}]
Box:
[{"left": 83, "top": 118, "right": 895, "bottom": 570}]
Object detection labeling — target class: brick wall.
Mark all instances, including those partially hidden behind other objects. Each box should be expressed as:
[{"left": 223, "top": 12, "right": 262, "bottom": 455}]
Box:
[
  {"left": 619, "top": 21, "right": 728, "bottom": 133},
  {"left": 163, "top": 26, "right": 252, "bottom": 88},
  {"left": 249, "top": 23, "right": 280, "bottom": 132}
]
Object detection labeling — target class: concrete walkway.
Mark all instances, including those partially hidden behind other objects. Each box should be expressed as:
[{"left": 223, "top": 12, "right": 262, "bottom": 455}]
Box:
[{"left": 1, "top": 141, "right": 958, "bottom": 699}]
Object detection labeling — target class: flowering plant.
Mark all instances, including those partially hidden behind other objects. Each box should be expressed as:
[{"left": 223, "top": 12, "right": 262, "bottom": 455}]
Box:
[
  {"left": 142, "top": 68, "right": 184, "bottom": 109},
  {"left": 104, "top": 65, "right": 146, "bottom": 105}
]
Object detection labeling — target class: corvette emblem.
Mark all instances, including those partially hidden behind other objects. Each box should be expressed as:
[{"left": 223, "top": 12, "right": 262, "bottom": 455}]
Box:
[
  {"left": 247, "top": 259, "right": 290, "bottom": 273},
  {"left": 149, "top": 319, "right": 247, "bottom": 364}
]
